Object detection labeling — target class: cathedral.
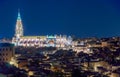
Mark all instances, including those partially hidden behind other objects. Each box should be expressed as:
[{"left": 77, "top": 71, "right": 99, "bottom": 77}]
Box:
[{"left": 12, "top": 11, "right": 72, "bottom": 47}]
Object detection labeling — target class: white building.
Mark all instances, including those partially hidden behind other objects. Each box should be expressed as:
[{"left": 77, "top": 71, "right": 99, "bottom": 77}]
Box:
[{"left": 12, "top": 11, "right": 72, "bottom": 47}]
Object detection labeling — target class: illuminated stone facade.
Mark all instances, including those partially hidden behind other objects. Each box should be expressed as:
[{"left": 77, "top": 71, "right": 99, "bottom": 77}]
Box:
[{"left": 12, "top": 12, "right": 72, "bottom": 47}]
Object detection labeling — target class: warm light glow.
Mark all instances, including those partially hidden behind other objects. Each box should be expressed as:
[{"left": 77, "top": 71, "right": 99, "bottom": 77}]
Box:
[
  {"left": 9, "top": 61, "right": 14, "bottom": 65},
  {"left": 28, "top": 71, "right": 34, "bottom": 76}
]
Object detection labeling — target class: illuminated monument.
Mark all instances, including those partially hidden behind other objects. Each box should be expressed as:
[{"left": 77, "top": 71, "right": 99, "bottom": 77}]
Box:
[
  {"left": 12, "top": 11, "right": 72, "bottom": 47},
  {"left": 15, "top": 11, "right": 23, "bottom": 38}
]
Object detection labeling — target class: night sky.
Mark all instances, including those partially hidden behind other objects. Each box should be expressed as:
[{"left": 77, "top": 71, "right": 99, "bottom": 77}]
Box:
[{"left": 0, "top": 0, "right": 120, "bottom": 38}]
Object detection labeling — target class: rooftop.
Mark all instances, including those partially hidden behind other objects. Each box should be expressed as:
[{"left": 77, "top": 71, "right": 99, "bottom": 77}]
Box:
[
  {"left": 0, "top": 43, "right": 14, "bottom": 47},
  {"left": 21, "top": 36, "right": 46, "bottom": 39}
]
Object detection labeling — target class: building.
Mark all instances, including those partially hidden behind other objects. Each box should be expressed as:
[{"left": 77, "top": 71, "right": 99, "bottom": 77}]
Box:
[
  {"left": 12, "top": 11, "right": 72, "bottom": 47},
  {"left": 0, "top": 42, "right": 14, "bottom": 63}
]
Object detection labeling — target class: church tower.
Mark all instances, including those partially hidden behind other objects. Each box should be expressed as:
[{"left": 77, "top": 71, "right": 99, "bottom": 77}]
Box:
[{"left": 15, "top": 11, "right": 23, "bottom": 38}]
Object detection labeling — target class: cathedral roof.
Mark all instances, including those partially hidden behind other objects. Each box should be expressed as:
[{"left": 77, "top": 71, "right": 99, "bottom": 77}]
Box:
[{"left": 20, "top": 36, "right": 46, "bottom": 39}]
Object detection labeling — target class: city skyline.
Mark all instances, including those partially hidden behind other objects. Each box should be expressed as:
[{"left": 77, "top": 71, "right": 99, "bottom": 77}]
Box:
[
  {"left": 1, "top": 0, "right": 120, "bottom": 38},
  {"left": 1, "top": 1, "right": 120, "bottom": 76}
]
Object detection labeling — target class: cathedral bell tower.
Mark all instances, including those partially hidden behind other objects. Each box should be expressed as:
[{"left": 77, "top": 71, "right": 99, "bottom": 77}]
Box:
[
  {"left": 15, "top": 11, "right": 23, "bottom": 38},
  {"left": 12, "top": 10, "right": 24, "bottom": 46}
]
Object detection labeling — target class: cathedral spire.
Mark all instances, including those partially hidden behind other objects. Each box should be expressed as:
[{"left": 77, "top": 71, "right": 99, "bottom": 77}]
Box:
[
  {"left": 17, "top": 9, "right": 21, "bottom": 20},
  {"left": 15, "top": 10, "right": 23, "bottom": 38}
]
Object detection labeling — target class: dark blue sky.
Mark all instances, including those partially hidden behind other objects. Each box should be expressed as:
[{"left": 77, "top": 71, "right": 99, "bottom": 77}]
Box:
[{"left": 0, "top": 0, "right": 120, "bottom": 38}]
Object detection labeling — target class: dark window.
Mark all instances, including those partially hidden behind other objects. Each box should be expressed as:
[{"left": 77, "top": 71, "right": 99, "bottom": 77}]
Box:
[
  {"left": 6, "top": 53, "right": 8, "bottom": 56},
  {"left": 6, "top": 48, "right": 8, "bottom": 51},
  {"left": 6, "top": 58, "right": 8, "bottom": 61},
  {"left": 10, "top": 48, "right": 12, "bottom": 51},
  {"left": 2, "top": 48, "right": 5, "bottom": 51}
]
